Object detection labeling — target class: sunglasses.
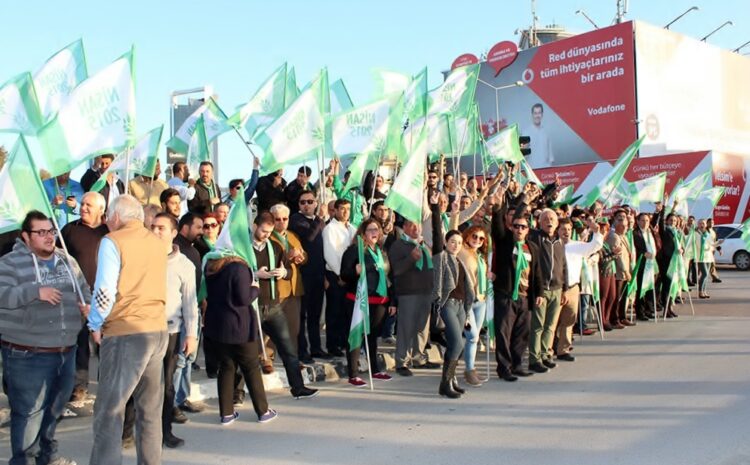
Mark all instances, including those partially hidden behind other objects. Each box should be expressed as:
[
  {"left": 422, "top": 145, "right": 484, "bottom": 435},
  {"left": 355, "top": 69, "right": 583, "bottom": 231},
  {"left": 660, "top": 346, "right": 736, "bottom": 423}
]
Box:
[
  {"left": 512, "top": 224, "right": 529, "bottom": 230},
  {"left": 203, "top": 223, "right": 219, "bottom": 229},
  {"left": 471, "top": 233, "right": 486, "bottom": 242},
  {"left": 299, "top": 199, "right": 316, "bottom": 205}
]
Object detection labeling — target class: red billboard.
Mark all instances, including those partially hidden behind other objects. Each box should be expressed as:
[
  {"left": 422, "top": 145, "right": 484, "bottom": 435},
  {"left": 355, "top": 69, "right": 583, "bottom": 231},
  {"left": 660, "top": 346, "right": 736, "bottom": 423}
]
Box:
[{"left": 475, "top": 22, "right": 637, "bottom": 169}]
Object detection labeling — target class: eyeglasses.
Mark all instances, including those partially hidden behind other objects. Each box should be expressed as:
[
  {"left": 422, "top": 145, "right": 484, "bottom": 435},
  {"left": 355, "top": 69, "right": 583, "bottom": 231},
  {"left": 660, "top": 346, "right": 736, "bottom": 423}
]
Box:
[
  {"left": 203, "top": 223, "right": 219, "bottom": 229},
  {"left": 471, "top": 234, "right": 486, "bottom": 242},
  {"left": 29, "top": 229, "right": 57, "bottom": 237},
  {"left": 299, "top": 199, "right": 316, "bottom": 205},
  {"left": 365, "top": 227, "right": 380, "bottom": 233},
  {"left": 512, "top": 224, "right": 529, "bottom": 230}
]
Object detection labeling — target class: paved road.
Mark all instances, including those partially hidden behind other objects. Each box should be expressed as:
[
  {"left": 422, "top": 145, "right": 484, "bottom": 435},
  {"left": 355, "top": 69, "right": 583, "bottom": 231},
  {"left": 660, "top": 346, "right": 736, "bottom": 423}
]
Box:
[{"left": 2, "top": 268, "right": 749, "bottom": 465}]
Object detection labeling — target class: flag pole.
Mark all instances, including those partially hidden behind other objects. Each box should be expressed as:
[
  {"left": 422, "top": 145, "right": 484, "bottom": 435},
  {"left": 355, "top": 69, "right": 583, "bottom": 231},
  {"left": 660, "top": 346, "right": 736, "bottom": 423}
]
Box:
[
  {"left": 231, "top": 126, "right": 260, "bottom": 158},
  {"left": 49, "top": 214, "right": 86, "bottom": 304},
  {"left": 124, "top": 147, "right": 131, "bottom": 195},
  {"left": 253, "top": 304, "right": 268, "bottom": 359},
  {"left": 361, "top": 320, "right": 374, "bottom": 392},
  {"left": 367, "top": 148, "right": 386, "bottom": 217}
]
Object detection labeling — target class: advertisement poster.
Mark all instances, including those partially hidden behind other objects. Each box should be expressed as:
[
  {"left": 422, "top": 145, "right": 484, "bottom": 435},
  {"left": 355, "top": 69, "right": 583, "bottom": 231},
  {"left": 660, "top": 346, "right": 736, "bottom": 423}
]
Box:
[{"left": 475, "top": 21, "right": 637, "bottom": 169}]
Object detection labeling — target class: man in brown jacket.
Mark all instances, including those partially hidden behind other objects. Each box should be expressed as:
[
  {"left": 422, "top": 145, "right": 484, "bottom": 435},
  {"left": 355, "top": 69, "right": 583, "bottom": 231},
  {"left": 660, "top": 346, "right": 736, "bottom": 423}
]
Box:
[{"left": 606, "top": 209, "right": 633, "bottom": 328}]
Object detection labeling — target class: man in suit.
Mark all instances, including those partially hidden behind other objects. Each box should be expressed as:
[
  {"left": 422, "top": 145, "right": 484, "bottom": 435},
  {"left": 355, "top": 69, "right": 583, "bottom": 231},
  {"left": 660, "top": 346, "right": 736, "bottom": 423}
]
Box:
[
  {"left": 633, "top": 212, "right": 658, "bottom": 321},
  {"left": 80, "top": 154, "right": 125, "bottom": 210}
]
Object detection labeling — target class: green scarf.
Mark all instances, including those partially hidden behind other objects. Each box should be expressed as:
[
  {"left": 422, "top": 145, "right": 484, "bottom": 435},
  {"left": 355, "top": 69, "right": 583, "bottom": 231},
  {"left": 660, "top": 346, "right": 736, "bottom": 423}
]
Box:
[
  {"left": 273, "top": 231, "right": 289, "bottom": 252},
  {"left": 477, "top": 254, "right": 487, "bottom": 295},
  {"left": 512, "top": 242, "right": 529, "bottom": 300},
  {"left": 199, "top": 179, "right": 217, "bottom": 201},
  {"left": 441, "top": 213, "right": 450, "bottom": 232},
  {"left": 367, "top": 245, "right": 387, "bottom": 296},
  {"left": 249, "top": 240, "right": 276, "bottom": 300},
  {"left": 401, "top": 233, "right": 433, "bottom": 270}
]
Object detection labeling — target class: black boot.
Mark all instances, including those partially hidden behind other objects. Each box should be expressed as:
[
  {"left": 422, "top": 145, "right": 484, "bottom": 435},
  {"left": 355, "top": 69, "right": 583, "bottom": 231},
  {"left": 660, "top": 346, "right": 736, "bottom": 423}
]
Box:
[
  {"left": 438, "top": 359, "right": 461, "bottom": 399},
  {"left": 452, "top": 375, "right": 466, "bottom": 394}
]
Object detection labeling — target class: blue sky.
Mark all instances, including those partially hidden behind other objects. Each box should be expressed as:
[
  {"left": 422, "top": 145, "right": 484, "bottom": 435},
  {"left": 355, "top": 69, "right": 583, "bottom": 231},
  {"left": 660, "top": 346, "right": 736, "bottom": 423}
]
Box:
[{"left": 1, "top": 0, "right": 748, "bottom": 184}]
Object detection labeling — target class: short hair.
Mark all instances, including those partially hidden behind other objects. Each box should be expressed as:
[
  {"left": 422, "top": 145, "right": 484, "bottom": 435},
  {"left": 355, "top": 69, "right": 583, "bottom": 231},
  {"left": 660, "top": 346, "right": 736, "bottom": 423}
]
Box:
[
  {"left": 539, "top": 208, "right": 557, "bottom": 222},
  {"left": 254, "top": 212, "right": 275, "bottom": 227},
  {"left": 159, "top": 188, "right": 180, "bottom": 205},
  {"left": 154, "top": 212, "right": 178, "bottom": 231},
  {"left": 299, "top": 190, "right": 316, "bottom": 201},
  {"left": 172, "top": 161, "right": 186, "bottom": 176},
  {"left": 334, "top": 199, "right": 351, "bottom": 209},
  {"left": 532, "top": 103, "right": 544, "bottom": 113},
  {"left": 203, "top": 212, "right": 220, "bottom": 223},
  {"left": 636, "top": 212, "right": 651, "bottom": 221},
  {"left": 143, "top": 204, "right": 161, "bottom": 217},
  {"left": 178, "top": 212, "right": 201, "bottom": 230},
  {"left": 110, "top": 195, "right": 145, "bottom": 222},
  {"left": 81, "top": 191, "right": 106, "bottom": 212},
  {"left": 100, "top": 153, "right": 115, "bottom": 161},
  {"left": 21, "top": 210, "right": 50, "bottom": 233},
  {"left": 298, "top": 166, "right": 312, "bottom": 177},
  {"left": 372, "top": 200, "right": 387, "bottom": 211},
  {"left": 270, "top": 203, "right": 290, "bottom": 217},
  {"left": 445, "top": 229, "right": 462, "bottom": 242},
  {"left": 558, "top": 217, "right": 572, "bottom": 227},
  {"left": 216, "top": 202, "right": 230, "bottom": 211},
  {"left": 229, "top": 178, "right": 244, "bottom": 189},
  {"left": 199, "top": 161, "right": 213, "bottom": 169}
]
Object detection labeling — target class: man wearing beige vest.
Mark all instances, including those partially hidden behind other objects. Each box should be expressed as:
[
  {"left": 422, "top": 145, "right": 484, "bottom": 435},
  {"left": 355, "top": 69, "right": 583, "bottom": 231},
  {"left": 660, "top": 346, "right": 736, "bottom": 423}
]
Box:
[{"left": 87, "top": 195, "right": 168, "bottom": 465}]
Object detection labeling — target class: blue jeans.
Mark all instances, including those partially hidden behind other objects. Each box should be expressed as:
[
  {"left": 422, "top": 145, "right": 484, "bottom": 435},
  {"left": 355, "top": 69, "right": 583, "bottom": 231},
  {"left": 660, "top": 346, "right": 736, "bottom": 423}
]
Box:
[
  {"left": 463, "top": 300, "right": 486, "bottom": 370},
  {"left": 2, "top": 346, "right": 75, "bottom": 465},
  {"left": 440, "top": 299, "right": 467, "bottom": 360},
  {"left": 698, "top": 262, "right": 710, "bottom": 294}
]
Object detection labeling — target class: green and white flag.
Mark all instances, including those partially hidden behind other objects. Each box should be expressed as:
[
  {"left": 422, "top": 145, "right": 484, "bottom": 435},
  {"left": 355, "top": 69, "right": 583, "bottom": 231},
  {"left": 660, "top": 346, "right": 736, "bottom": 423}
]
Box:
[
  {"left": 449, "top": 104, "right": 481, "bottom": 158},
  {"left": 630, "top": 172, "right": 667, "bottom": 209},
  {"left": 426, "top": 64, "right": 479, "bottom": 119},
  {"left": 739, "top": 218, "right": 750, "bottom": 251},
  {"left": 330, "top": 78, "right": 354, "bottom": 114},
  {"left": 519, "top": 158, "right": 543, "bottom": 187},
  {"left": 33, "top": 39, "right": 88, "bottom": 122},
  {"left": 555, "top": 184, "right": 575, "bottom": 205},
  {"left": 485, "top": 123, "right": 524, "bottom": 163},
  {"left": 372, "top": 68, "right": 410, "bottom": 98},
  {"left": 385, "top": 127, "right": 428, "bottom": 224},
  {"left": 285, "top": 66, "right": 300, "bottom": 108},
  {"left": 404, "top": 67, "right": 428, "bottom": 123},
  {"left": 166, "top": 97, "right": 231, "bottom": 155},
  {"left": 640, "top": 229, "right": 658, "bottom": 298},
  {"left": 403, "top": 113, "right": 452, "bottom": 163},
  {"left": 330, "top": 94, "right": 398, "bottom": 159},
  {"left": 348, "top": 236, "right": 370, "bottom": 349},
  {"left": 484, "top": 253, "right": 495, "bottom": 342},
  {"left": 0, "top": 136, "right": 53, "bottom": 233},
  {"left": 37, "top": 48, "right": 136, "bottom": 177},
  {"left": 690, "top": 186, "right": 725, "bottom": 219},
  {"left": 669, "top": 171, "right": 711, "bottom": 216},
  {"left": 256, "top": 69, "right": 329, "bottom": 175},
  {"left": 90, "top": 125, "right": 163, "bottom": 192},
  {"left": 580, "top": 136, "right": 644, "bottom": 208},
  {"left": 212, "top": 183, "right": 254, "bottom": 264},
  {"left": 229, "top": 63, "right": 288, "bottom": 139},
  {"left": 0, "top": 73, "right": 44, "bottom": 135},
  {"left": 666, "top": 238, "right": 689, "bottom": 300},
  {"left": 186, "top": 114, "right": 210, "bottom": 178}
]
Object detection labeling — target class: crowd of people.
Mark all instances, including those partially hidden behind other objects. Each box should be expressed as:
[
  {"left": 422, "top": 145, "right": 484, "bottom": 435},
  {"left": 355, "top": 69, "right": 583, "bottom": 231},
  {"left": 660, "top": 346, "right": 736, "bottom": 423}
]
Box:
[{"left": 0, "top": 154, "right": 723, "bottom": 465}]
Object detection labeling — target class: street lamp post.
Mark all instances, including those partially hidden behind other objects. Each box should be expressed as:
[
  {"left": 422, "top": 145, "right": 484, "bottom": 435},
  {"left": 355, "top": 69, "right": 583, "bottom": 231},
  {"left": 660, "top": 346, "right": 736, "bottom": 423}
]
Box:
[
  {"left": 664, "top": 6, "right": 699, "bottom": 30},
  {"left": 476, "top": 79, "right": 525, "bottom": 136},
  {"left": 733, "top": 40, "right": 750, "bottom": 53},
  {"left": 576, "top": 9, "right": 599, "bottom": 29},
  {"left": 701, "top": 21, "right": 733, "bottom": 42}
]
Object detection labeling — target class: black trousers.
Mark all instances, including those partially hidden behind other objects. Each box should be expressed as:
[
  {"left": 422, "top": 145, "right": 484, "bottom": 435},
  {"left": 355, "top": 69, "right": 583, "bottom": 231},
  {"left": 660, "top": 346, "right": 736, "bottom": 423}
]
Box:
[
  {"left": 75, "top": 325, "right": 91, "bottom": 390},
  {"left": 344, "top": 300, "right": 387, "bottom": 379},
  {"left": 214, "top": 338, "right": 269, "bottom": 418},
  {"left": 299, "top": 273, "right": 325, "bottom": 356},
  {"left": 324, "top": 270, "right": 348, "bottom": 352},
  {"left": 635, "top": 261, "right": 656, "bottom": 317},
  {"left": 262, "top": 304, "right": 304, "bottom": 391},
  {"left": 123, "top": 332, "right": 180, "bottom": 438},
  {"left": 494, "top": 294, "right": 530, "bottom": 375}
]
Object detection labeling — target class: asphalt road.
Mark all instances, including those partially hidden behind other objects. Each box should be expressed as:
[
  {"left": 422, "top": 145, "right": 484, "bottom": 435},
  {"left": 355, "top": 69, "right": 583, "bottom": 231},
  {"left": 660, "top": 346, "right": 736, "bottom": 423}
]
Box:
[{"left": 2, "top": 268, "right": 749, "bottom": 465}]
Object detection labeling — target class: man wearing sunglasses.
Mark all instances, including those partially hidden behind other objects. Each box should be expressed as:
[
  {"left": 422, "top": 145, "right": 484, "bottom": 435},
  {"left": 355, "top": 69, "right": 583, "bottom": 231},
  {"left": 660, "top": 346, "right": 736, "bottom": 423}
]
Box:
[
  {"left": 490, "top": 184, "right": 544, "bottom": 382},
  {"left": 0, "top": 211, "right": 90, "bottom": 465}
]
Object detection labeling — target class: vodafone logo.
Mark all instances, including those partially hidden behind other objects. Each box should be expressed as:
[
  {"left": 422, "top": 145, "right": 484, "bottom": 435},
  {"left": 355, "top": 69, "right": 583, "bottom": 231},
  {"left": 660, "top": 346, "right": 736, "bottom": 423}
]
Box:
[{"left": 522, "top": 68, "right": 535, "bottom": 84}]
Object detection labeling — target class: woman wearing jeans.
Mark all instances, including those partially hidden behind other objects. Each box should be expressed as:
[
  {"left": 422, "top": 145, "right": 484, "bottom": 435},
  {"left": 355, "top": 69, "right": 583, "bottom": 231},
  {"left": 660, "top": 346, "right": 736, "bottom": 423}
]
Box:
[
  {"left": 433, "top": 230, "right": 475, "bottom": 399},
  {"left": 203, "top": 253, "right": 277, "bottom": 425},
  {"left": 696, "top": 219, "right": 717, "bottom": 299},
  {"left": 458, "top": 225, "right": 493, "bottom": 387},
  {"left": 340, "top": 218, "right": 396, "bottom": 388}
]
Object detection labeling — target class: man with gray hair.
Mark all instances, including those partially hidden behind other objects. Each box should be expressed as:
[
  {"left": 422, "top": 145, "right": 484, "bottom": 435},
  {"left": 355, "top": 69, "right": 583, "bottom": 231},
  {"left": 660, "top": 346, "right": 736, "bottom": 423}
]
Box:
[
  {"left": 526, "top": 208, "right": 568, "bottom": 373},
  {"left": 59, "top": 191, "right": 109, "bottom": 406},
  {"left": 88, "top": 194, "right": 169, "bottom": 465}
]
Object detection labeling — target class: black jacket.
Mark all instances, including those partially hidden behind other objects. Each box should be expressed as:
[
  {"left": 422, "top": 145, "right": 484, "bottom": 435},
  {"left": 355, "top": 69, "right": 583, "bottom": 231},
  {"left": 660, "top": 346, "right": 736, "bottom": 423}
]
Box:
[
  {"left": 175, "top": 234, "right": 202, "bottom": 290},
  {"left": 80, "top": 168, "right": 124, "bottom": 209},
  {"left": 189, "top": 181, "right": 221, "bottom": 215},
  {"left": 284, "top": 180, "right": 313, "bottom": 215},
  {"left": 204, "top": 260, "right": 260, "bottom": 344},
  {"left": 288, "top": 212, "right": 326, "bottom": 281},
  {"left": 340, "top": 242, "right": 395, "bottom": 304},
  {"left": 256, "top": 174, "right": 287, "bottom": 213},
  {"left": 490, "top": 201, "right": 544, "bottom": 303},
  {"left": 388, "top": 203, "right": 442, "bottom": 296}
]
